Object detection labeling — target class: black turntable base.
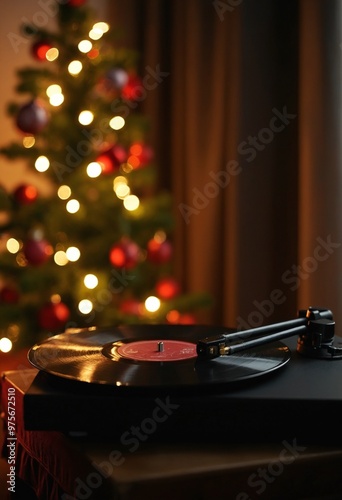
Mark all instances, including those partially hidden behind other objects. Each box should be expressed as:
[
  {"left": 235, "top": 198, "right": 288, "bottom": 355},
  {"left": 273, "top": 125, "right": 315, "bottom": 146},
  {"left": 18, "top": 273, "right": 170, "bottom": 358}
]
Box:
[{"left": 23, "top": 322, "right": 342, "bottom": 446}]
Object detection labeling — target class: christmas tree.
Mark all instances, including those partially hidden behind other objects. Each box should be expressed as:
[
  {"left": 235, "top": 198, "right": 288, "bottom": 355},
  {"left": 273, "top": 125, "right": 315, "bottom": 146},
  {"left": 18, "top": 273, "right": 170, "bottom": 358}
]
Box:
[{"left": 0, "top": 0, "right": 209, "bottom": 355}]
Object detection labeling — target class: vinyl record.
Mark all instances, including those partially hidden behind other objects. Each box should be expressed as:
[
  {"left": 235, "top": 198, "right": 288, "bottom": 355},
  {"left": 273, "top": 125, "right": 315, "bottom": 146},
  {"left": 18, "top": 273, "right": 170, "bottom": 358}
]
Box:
[{"left": 28, "top": 324, "right": 291, "bottom": 390}]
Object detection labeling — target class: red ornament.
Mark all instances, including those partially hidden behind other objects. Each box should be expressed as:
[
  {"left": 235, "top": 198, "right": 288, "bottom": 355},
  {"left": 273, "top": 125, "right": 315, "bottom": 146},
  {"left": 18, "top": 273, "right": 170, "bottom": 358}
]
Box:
[
  {"left": 167, "top": 310, "right": 196, "bottom": 325},
  {"left": 155, "top": 278, "right": 180, "bottom": 300},
  {"left": 0, "top": 286, "right": 20, "bottom": 304},
  {"left": 65, "top": 0, "right": 86, "bottom": 6},
  {"left": 38, "top": 301, "right": 70, "bottom": 331},
  {"left": 147, "top": 238, "right": 172, "bottom": 264},
  {"left": 16, "top": 100, "right": 49, "bottom": 134},
  {"left": 31, "top": 40, "right": 52, "bottom": 61},
  {"left": 119, "top": 298, "right": 142, "bottom": 316},
  {"left": 121, "top": 75, "right": 144, "bottom": 101},
  {"left": 13, "top": 184, "right": 38, "bottom": 205},
  {"left": 128, "top": 142, "right": 154, "bottom": 169},
  {"left": 96, "top": 144, "right": 127, "bottom": 174},
  {"left": 109, "top": 239, "right": 140, "bottom": 269},
  {"left": 23, "top": 238, "right": 52, "bottom": 266}
]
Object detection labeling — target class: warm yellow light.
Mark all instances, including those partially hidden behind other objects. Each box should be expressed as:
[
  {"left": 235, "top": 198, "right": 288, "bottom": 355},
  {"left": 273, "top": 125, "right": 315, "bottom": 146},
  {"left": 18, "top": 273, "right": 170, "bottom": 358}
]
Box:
[
  {"left": 49, "top": 94, "right": 64, "bottom": 107},
  {"left": 113, "top": 176, "right": 127, "bottom": 189},
  {"left": 154, "top": 230, "right": 167, "bottom": 243},
  {"left": 78, "top": 39, "right": 93, "bottom": 53},
  {"left": 145, "top": 296, "right": 161, "bottom": 313},
  {"left": 46, "top": 48, "right": 59, "bottom": 61},
  {"left": 46, "top": 84, "right": 62, "bottom": 97},
  {"left": 121, "top": 162, "right": 133, "bottom": 173},
  {"left": 78, "top": 299, "right": 93, "bottom": 314},
  {"left": 6, "top": 238, "right": 20, "bottom": 254},
  {"left": 0, "top": 337, "right": 12, "bottom": 353},
  {"left": 51, "top": 294, "right": 61, "bottom": 304},
  {"left": 57, "top": 185, "right": 72, "bottom": 200},
  {"left": 68, "top": 60, "right": 83, "bottom": 75},
  {"left": 78, "top": 110, "right": 94, "bottom": 125},
  {"left": 89, "top": 28, "right": 103, "bottom": 40},
  {"left": 35, "top": 156, "right": 50, "bottom": 172},
  {"left": 109, "top": 116, "right": 125, "bottom": 130},
  {"left": 66, "top": 246, "right": 81, "bottom": 262},
  {"left": 123, "top": 195, "right": 140, "bottom": 211},
  {"left": 93, "top": 22, "right": 109, "bottom": 33},
  {"left": 66, "top": 199, "right": 80, "bottom": 213},
  {"left": 115, "top": 184, "right": 130, "bottom": 199},
  {"left": 54, "top": 251, "right": 68, "bottom": 266},
  {"left": 84, "top": 274, "right": 98, "bottom": 289},
  {"left": 86, "top": 162, "right": 102, "bottom": 178},
  {"left": 23, "top": 136, "right": 35, "bottom": 148}
]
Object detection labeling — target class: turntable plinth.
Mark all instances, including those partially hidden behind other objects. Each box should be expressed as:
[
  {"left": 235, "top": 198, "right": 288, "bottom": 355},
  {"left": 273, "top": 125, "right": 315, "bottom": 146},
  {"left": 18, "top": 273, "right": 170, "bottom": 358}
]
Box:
[{"left": 2, "top": 369, "right": 342, "bottom": 500}]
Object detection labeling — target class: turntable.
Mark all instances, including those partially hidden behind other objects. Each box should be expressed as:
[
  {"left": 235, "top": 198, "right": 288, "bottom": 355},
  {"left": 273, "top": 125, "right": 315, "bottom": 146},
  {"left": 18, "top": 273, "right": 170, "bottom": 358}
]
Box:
[{"left": 22, "top": 306, "right": 342, "bottom": 444}]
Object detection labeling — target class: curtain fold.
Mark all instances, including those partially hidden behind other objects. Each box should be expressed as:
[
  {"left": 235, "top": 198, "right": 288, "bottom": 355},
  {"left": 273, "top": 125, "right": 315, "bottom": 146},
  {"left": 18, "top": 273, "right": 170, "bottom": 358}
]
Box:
[
  {"left": 298, "top": 0, "right": 342, "bottom": 327},
  {"left": 109, "top": 0, "right": 342, "bottom": 328}
]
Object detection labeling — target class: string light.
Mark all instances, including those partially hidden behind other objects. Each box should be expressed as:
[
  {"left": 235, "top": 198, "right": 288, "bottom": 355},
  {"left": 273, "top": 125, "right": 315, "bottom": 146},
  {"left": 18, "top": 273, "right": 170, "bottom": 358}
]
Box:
[
  {"left": 50, "top": 94, "right": 64, "bottom": 107},
  {"left": 0, "top": 337, "right": 12, "bottom": 353},
  {"left": 46, "top": 84, "right": 62, "bottom": 97},
  {"left": 23, "top": 136, "right": 35, "bottom": 148},
  {"left": 35, "top": 156, "right": 50, "bottom": 172},
  {"left": 121, "top": 162, "right": 133, "bottom": 173},
  {"left": 113, "top": 176, "right": 128, "bottom": 189},
  {"left": 46, "top": 84, "right": 64, "bottom": 107},
  {"left": 86, "top": 162, "right": 102, "bottom": 178},
  {"left": 57, "top": 185, "right": 72, "bottom": 200},
  {"left": 54, "top": 251, "right": 68, "bottom": 266},
  {"left": 78, "top": 40, "right": 93, "bottom": 53},
  {"left": 6, "top": 238, "right": 20, "bottom": 254},
  {"left": 66, "top": 246, "right": 81, "bottom": 262},
  {"left": 88, "top": 22, "right": 109, "bottom": 41},
  {"left": 154, "top": 230, "right": 167, "bottom": 243},
  {"left": 68, "top": 60, "right": 83, "bottom": 75},
  {"left": 145, "top": 296, "right": 161, "bottom": 312},
  {"left": 78, "top": 110, "right": 94, "bottom": 125},
  {"left": 115, "top": 184, "right": 130, "bottom": 199},
  {"left": 78, "top": 299, "right": 93, "bottom": 314},
  {"left": 46, "top": 48, "right": 59, "bottom": 61},
  {"left": 109, "top": 116, "right": 125, "bottom": 130},
  {"left": 84, "top": 274, "right": 98, "bottom": 289},
  {"left": 123, "top": 195, "right": 140, "bottom": 211},
  {"left": 66, "top": 199, "right": 80, "bottom": 213},
  {"left": 93, "top": 22, "right": 109, "bottom": 33}
]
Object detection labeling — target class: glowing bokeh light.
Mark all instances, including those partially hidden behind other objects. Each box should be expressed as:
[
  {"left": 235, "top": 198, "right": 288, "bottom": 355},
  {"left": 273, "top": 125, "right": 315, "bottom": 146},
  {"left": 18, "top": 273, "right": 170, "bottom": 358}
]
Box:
[
  {"left": 78, "top": 299, "right": 93, "bottom": 314},
  {"left": 86, "top": 162, "right": 102, "bottom": 178},
  {"left": 123, "top": 195, "right": 140, "bottom": 211},
  {"left": 78, "top": 110, "right": 94, "bottom": 125},
  {"left": 109, "top": 116, "right": 125, "bottom": 130},
  {"left": 54, "top": 251, "right": 68, "bottom": 266},
  {"left": 144, "top": 296, "right": 161, "bottom": 312},
  {"left": 0, "top": 337, "right": 12, "bottom": 353},
  {"left": 66, "top": 246, "right": 81, "bottom": 262},
  {"left": 6, "top": 238, "right": 20, "bottom": 254},
  {"left": 23, "top": 136, "right": 35, "bottom": 148},
  {"left": 66, "top": 199, "right": 80, "bottom": 213},
  {"left": 57, "top": 185, "right": 72, "bottom": 200},
  {"left": 84, "top": 274, "right": 98, "bottom": 289},
  {"left": 78, "top": 40, "right": 93, "bottom": 53},
  {"left": 68, "top": 60, "right": 83, "bottom": 75},
  {"left": 35, "top": 156, "right": 50, "bottom": 172}
]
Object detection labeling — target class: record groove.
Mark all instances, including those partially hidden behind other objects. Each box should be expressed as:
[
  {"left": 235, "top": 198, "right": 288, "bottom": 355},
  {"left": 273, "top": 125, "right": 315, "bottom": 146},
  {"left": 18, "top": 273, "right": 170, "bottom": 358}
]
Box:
[{"left": 28, "top": 324, "right": 291, "bottom": 390}]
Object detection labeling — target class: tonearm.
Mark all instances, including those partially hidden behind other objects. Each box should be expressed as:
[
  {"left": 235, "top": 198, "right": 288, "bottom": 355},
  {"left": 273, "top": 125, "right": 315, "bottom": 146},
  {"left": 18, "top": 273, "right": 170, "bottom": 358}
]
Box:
[{"left": 197, "top": 307, "right": 342, "bottom": 360}]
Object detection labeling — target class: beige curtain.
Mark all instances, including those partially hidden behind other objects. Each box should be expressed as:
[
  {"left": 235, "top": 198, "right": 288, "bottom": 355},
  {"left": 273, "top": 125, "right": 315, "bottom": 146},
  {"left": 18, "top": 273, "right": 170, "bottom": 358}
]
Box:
[{"left": 110, "top": 0, "right": 342, "bottom": 328}]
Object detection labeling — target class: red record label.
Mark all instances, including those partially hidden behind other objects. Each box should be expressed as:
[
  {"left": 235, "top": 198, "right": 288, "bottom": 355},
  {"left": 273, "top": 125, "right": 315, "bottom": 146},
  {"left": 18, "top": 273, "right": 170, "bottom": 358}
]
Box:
[{"left": 117, "top": 339, "right": 197, "bottom": 362}]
